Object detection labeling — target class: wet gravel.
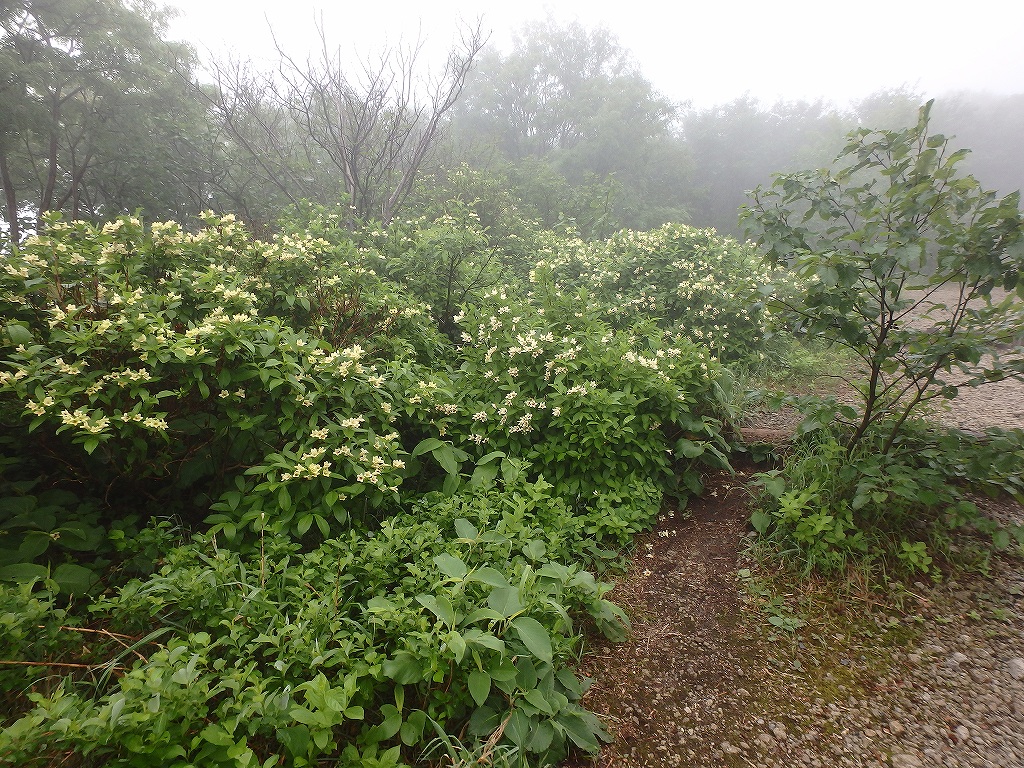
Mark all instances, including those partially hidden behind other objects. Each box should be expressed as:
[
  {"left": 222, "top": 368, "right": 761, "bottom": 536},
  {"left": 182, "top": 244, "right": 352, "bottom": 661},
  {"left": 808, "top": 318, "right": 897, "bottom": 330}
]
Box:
[
  {"left": 566, "top": 474, "right": 1024, "bottom": 768},
  {"left": 733, "top": 552, "right": 1024, "bottom": 768}
]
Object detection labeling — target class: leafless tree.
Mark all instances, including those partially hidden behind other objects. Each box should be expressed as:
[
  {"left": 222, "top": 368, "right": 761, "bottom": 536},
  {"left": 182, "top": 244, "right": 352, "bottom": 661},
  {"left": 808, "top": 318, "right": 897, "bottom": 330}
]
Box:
[{"left": 208, "top": 18, "right": 487, "bottom": 225}]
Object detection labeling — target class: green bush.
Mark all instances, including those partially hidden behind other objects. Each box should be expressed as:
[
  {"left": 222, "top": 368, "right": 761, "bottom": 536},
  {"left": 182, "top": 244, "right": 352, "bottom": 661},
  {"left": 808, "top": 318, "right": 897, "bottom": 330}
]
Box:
[
  {"left": 750, "top": 426, "right": 1024, "bottom": 575},
  {"left": 531, "top": 223, "right": 773, "bottom": 361},
  {"left": 0, "top": 209, "right": 737, "bottom": 766},
  {"left": 0, "top": 475, "right": 621, "bottom": 766},
  {"left": 407, "top": 285, "right": 733, "bottom": 508}
]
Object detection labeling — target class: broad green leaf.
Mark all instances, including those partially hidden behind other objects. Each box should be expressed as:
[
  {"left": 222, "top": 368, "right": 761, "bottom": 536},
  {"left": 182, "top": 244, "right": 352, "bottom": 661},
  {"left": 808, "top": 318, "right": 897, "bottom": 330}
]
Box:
[
  {"left": 526, "top": 720, "right": 555, "bottom": 752},
  {"left": 446, "top": 630, "right": 467, "bottom": 663},
  {"left": 487, "top": 587, "right": 523, "bottom": 618},
  {"left": 0, "top": 562, "right": 48, "bottom": 583},
  {"left": 521, "top": 539, "right": 546, "bottom": 561},
  {"left": 433, "top": 552, "right": 468, "bottom": 580},
  {"left": 411, "top": 437, "right": 446, "bottom": 457},
  {"left": 510, "top": 616, "right": 552, "bottom": 663},
  {"left": 382, "top": 652, "right": 422, "bottom": 684},
  {"left": 52, "top": 563, "right": 99, "bottom": 595},
  {"left": 276, "top": 726, "right": 310, "bottom": 758},
  {"left": 675, "top": 438, "right": 705, "bottom": 458},
  {"left": 467, "top": 566, "right": 510, "bottom": 589},
  {"left": 453, "top": 518, "right": 479, "bottom": 540},
  {"left": 503, "top": 709, "right": 531, "bottom": 748},
  {"left": 433, "top": 444, "right": 461, "bottom": 476},
  {"left": 468, "top": 670, "right": 490, "bottom": 706},
  {"left": 749, "top": 509, "right": 771, "bottom": 535},
  {"left": 416, "top": 593, "right": 456, "bottom": 627},
  {"left": 4, "top": 323, "right": 33, "bottom": 345}
]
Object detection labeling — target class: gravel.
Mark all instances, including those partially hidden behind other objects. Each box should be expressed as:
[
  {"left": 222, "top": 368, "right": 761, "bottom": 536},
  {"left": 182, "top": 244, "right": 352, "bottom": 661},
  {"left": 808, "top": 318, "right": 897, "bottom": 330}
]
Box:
[
  {"left": 722, "top": 550, "right": 1024, "bottom": 768},
  {"left": 566, "top": 478, "right": 1024, "bottom": 768}
]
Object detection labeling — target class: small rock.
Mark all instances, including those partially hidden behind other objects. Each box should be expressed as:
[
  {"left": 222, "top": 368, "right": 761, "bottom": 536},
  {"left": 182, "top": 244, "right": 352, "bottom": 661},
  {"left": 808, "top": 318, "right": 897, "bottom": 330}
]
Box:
[
  {"left": 954, "top": 724, "right": 970, "bottom": 741},
  {"left": 891, "top": 753, "right": 924, "bottom": 768},
  {"left": 889, "top": 720, "right": 906, "bottom": 736},
  {"left": 1008, "top": 657, "right": 1024, "bottom": 680}
]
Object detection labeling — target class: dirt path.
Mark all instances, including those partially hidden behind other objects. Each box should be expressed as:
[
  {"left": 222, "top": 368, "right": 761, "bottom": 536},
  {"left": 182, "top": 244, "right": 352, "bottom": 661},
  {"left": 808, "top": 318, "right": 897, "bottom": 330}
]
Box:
[
  {"left": 565, "top": 464, "right": 1024, "bottom": 768},
  {"left": 563, "top": 293, "right": 1024, "bottom": 767},
  {"left": 566, "top": 467, "right": 769, "bottom": 767}
]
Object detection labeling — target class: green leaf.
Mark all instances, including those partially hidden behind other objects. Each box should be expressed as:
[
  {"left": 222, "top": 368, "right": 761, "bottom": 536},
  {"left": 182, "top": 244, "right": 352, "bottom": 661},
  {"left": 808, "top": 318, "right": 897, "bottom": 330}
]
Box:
[
  {"left": 371, "top": 705, "right": 402, "bottom": 741},
  {"left": 52, "top": 563, "right": 99, "bottom": 595},
  {"left": 446, "top": 630, "right": 467, "bottom": 663},
  {"left": 675, "top": 438, "right": 705, "bottom": 458},
  {"left": 510, "top": 616, "right": 552, "bottom": 663},
  {"left": 521, "top": 539, "right": 546, "bottom": 561},
  {"left": 55, "top": 523, "right": 104, "bottom": 551},
  {"left": 750, "top": 509, "right": 771, "bottom": 535},
  {"left": 4, "top": 323, "right": 33, "bottom": 345},
  {"left": 276, "top": 726, "right": 310, "bottom": 758},
  {"left": 503, "top": 709, "right": 531, "bottom": 748},
  {"left": 468, "top": 670, "right": 490, "bottom": 706},
  {"left": 433, "top": 552, "right": 468, "bottom": 580},
  {"left": 522, "top": 687, "right": 554, "bottom": 715},
  {"left": 399, "top": 710, "right": 426, "bottom": 746},
  {"left": 487, "top": 587, "right": 523, "bottom": 618},
  {"left": 526, "top": 720, "right": 555, "bottom": 752},
  {"left": 467, "top": 566, "right": 510, "bottom": 589},
  {"left": 17, "top": 532, "right": 51, "bottom": 560},
  {"left": 382, "top": 652, "right": 423, "bottom": 684},
  {"left": 442, "top": 472, "right": 462, "bottom": 495},
  {"left": 278, "top": 485, "right": 292, "bottom": 512},
  {"left": 416, "top": 593, "right": 456, "bottom": 627},
  {"left": 453, "top": 518, "right": 479, "bottom": 540},
  {"left": 560, "top": 712, "right": 604, "bottom": 750},
  {"left": 432, "top": 444, "right": 461, "bottom": 476},
  {"left": 201, "top": 724, "right": 235, "bottom": 747},
  {"left": 469, "top": 462, "right": 499, "bottom": 487},
  {"left": 0, "top": 562, "right": 48, "bottom": 583},
  {"left": 411, "top": 438, "right": 446, "bottom": 457},
  {"left": 762, "top": 476, "right": 786, "bottom": 499}
]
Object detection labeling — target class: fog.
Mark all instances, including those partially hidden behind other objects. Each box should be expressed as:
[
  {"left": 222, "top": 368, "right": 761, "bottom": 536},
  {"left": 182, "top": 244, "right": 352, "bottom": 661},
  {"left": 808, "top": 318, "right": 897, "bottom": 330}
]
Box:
[{"left": 165, "top": 0, "right": 1024, "bottom": 109}]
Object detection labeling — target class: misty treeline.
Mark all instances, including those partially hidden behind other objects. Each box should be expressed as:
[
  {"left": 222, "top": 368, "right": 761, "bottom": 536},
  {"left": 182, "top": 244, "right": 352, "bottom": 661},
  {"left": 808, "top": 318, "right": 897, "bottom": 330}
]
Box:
[{"left": 2, "top": 1, "right": 1022, "bottom": 241}]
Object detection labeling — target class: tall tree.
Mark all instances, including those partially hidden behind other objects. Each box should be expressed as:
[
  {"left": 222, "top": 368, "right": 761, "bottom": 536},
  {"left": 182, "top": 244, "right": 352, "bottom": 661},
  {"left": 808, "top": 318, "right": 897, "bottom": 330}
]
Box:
[
  {"left": 208, "top": 20, "right": 486, "bottom": 226},
  {"left": 450, "top": 20, "right": 691, "bottom": 232},
  {"left": 0, "top": 0, "right": 209, "bottom": 240},
  {"left": 683, "top": 95, "right": 845, "bottom": 234}
]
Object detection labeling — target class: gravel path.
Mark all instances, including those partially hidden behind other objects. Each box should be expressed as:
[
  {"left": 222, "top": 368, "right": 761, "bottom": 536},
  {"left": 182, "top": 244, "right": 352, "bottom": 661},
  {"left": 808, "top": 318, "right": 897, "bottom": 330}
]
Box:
[
  {"left": 567, "top": 377, "right": 1024, "bottom": 768},
  {"left": 567, "top": 477, "right": 1024, "bottom": 768},
  {"left": 736, "top": 541, "right": 1024, "bottom": 768}
]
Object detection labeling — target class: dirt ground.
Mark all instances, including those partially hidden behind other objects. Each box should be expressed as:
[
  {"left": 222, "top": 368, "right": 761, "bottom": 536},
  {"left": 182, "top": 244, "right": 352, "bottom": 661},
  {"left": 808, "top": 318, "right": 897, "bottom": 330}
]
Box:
[{"left": 562, "top": 375, "right": 1024, "bottom": 768}]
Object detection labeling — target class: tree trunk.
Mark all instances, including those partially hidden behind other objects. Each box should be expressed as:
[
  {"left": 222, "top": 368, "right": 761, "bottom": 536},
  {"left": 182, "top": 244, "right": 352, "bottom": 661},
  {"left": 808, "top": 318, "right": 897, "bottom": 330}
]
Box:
[{"left": 0, "top": 150, "right": 20, "bottom": 243}]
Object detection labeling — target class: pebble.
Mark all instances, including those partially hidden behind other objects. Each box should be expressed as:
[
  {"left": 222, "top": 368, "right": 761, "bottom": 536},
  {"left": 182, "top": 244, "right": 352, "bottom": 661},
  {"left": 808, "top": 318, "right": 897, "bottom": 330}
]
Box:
[
  {"left": 1008, "top": 657, "right": 1024, "bottom": 680},
  {"left": 891, "top": 753, "right": 924, "bottom": 768}
]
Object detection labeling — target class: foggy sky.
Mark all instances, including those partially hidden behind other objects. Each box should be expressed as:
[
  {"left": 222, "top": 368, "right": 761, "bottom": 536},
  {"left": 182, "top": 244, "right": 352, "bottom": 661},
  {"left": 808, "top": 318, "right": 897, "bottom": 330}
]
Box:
[{"left": 165, "top": 0, "right": 1024, "bottom": 108}]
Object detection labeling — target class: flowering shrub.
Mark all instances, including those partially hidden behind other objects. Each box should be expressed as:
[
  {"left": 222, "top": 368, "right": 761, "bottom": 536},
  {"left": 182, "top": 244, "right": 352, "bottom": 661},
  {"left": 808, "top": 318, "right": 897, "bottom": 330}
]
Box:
[
  {"left": 531, "top": 223, "right": 773, "bottom": 361},
  {"left": 0, "top": 214, "right": 428, "bottom": 544},
  {"left": 0, "top": 210, "right": 740, "bottom": 767},
  {"left": 408, "top": 286, "right": 733, "bottom": 520}
]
